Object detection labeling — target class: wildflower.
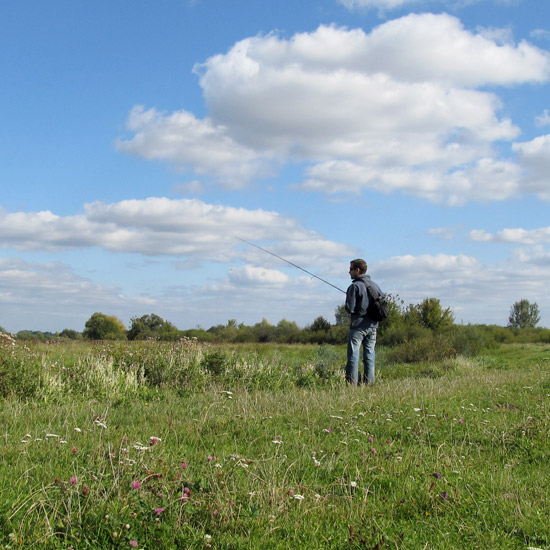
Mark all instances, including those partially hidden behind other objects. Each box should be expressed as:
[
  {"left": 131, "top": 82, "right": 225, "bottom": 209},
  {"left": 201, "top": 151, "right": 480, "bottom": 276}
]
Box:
[
  {"left": 181, "top": 461, "right": 188, "bottom": 469},
  {"left": 441, "top": 491, "right": 449, "bottom": 500},
  {"left": 433, "top": 472, "right": 442, "bottom": 479},
  {"left": 130, "top": 542, "right": 138, "bottom": 548},
  {"left": 81, "top": 484, "right": 89, "bottom": 496},
  {"left": 131, "top": 480, "right": 141, "bottom": 490},
  {"left": 71, "top": 446, "right": 78, "bottom": 454},
  {"left": 458, "top": 418, "right": 464, "bottom": 424},
  {"left": 314, "top": 459, "right": 321, "bottom": 467},
  {"left": 288, "top": 489, "right": 295, "bottom": 496},
  {"left": 207, "top": 456, "right": 213, "bottom": 462},
  {"left": 153, "top": 507, "right": 165, "bottom": 516},
  {"left": 368, "top": 436, "right": 374, "bottom": 443},
  {"left": 350, "top": 481, "right": 358, "bottom": 488},
  {"left": 386, "top": 439, "right": 391, "bottom": 444},
  {"left": 180, "top": 494, "right": 189, "bottom": 503},
  {"left": 212, "top": 509, "right": 218, "bottom": 517},
  {"left": 150, "top": 436, "right": 161, "bottom": 445},
  {"left": 70, "top": 476, "right": 77, "bottom": 485},
  {"left": 371, "top": 448, "right": 377, "bottom": 454},
  {"left": 324, "top": 428, "right": 332, "bottom": 433}
]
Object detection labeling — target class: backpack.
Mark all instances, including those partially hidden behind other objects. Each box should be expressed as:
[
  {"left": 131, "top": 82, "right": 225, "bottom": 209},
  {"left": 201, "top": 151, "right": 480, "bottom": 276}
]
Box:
[{"left": 359, "top": 279, "right": 389, "bottom": 322}]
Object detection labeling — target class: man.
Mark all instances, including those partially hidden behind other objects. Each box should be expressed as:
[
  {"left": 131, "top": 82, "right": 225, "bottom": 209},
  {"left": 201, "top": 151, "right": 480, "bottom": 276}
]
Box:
[{"left": 345, "top": 259, "right": 383, "bottom": 385}]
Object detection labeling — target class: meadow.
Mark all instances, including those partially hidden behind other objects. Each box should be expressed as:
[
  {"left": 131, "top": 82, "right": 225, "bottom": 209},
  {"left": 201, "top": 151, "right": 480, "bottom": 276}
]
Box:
[{"left": 1, "top": 335, "right": 549, "bottom": 549}]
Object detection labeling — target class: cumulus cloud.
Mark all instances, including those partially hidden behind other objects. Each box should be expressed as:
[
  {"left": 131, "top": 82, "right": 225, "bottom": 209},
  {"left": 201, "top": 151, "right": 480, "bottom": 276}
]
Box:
[
  {"left": 375, "top": 251, "right": 550, "bottom": 324},
  {"left": 118, "top": 14, "right": 549, "bottom": 205},
  {"left": 469, "top": 226, "right": 550, "bottom": 244},
  {"left": 227, "top": 265, "right": 290, "bottom": 286},
  {"left": 117, "top": 106, "right": 275, "bottom": 188},
  {"left": 512, "top": 134, "right": 550, "bottom": 200},
  {"left": 338, "top": 0, "right": 422, "bottom": 10},
  {"left": 535, "top": 109, "right": 550, "bottom": 127},
  {"left": 0, "top": 198, "right": 351, "bottom": 266}
]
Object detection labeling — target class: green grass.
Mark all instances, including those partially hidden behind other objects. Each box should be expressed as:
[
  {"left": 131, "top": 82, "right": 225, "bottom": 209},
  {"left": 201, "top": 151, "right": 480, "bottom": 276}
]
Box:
[{"left": 1, "top": 341, "right": 549, "bottom": 549}]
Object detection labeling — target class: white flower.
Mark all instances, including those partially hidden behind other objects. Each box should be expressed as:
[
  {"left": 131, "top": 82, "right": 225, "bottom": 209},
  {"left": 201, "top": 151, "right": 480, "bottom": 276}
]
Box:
[{"left": 350, "top": 481, "right": 358, "bottom": 488}]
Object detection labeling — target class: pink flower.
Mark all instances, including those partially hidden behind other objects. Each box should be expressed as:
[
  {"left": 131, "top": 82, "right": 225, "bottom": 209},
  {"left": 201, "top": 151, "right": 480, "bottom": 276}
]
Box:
[
  {"left": 371, "top": 448, "right": 377, "bottom": 454},
  {"left": 70, "top": 476, "right": 77, "bottom": 485},
  {"left": 386, "top": 439, "right": 391, "bottom": 444},
  {"left": 368, "top": 436, "right": 374, "bottom": 443},
  {"left": 181, "top": 462, "right": 188, "bottom": 469},
  {"left": 131, "top": 480, "right": 141, "bottom": 490},
  {"left": 71, "top": 446, "right": 78, "bottom": 454},
  {"left": 180, "top": 494, "right": 189, "bottom": 503},
  {"left": 153, "top": 506, "right": 165, "bottom": 516},
  {"left": 458, "top": 418, "right": 464, "bottom": 424},
  {"left": 150, "top": 437, "right": 161, "bottom": 445},
  {"left": 207, "top": 456, "right": 213, "bottom": 462},
  {"left": 130, "top": 542, "right": 138, "bottom": 548}
]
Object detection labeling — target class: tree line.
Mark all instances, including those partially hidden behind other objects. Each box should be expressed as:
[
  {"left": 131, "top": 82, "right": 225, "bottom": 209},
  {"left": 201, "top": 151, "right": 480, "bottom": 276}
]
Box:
[{"left": 4, "top": 297, "right": 544, "bottom": 349}]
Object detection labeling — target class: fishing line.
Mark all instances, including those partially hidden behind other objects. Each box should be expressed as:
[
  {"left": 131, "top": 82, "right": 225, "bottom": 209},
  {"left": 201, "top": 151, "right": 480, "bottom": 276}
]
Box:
[{"left": 235, "top": 236, "right": 346, "bottom": 294}]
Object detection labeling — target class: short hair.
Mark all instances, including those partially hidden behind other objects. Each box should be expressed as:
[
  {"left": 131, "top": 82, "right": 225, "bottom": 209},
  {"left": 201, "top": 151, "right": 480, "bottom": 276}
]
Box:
[{"left": 350, "top": 259, "right": 367, "bottom": 274}]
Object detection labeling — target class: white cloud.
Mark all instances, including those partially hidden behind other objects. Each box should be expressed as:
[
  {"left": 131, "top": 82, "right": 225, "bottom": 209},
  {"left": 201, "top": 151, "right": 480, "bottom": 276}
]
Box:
[
  {"left": 117, "top": 106, "right": 274, "bottom": 188},
  {"left": 374, "top": 252, "right": 550, "bottom": 324},
  {"left": 535, "top": 109, "right": 550, "bottom": 127},
  {"left": 338, "top": 0, "right": 421, "bottom": 10},
  {"left": 227, "top": 265, "right": 290, "bottom": 286},
  {"left": 512, "top": 134, "right": 550, "bottom": 200},
  {"left": 118, "top": 15, "right": 549, "bottom": 205},
  {"left": 469, "top": 226, "right": 550, "bottom": 244},
  {"left": 0, "top": 198, "right": 352, "bottom": 265},
  {"left": 530, "top": 28, "right": 550, "bottom": 42}
]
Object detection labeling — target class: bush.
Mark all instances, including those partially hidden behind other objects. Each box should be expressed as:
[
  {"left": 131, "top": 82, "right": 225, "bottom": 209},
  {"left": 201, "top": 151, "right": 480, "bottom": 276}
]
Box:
[{"left": 201, "top": 351, "right": 228, "bottom": 375}]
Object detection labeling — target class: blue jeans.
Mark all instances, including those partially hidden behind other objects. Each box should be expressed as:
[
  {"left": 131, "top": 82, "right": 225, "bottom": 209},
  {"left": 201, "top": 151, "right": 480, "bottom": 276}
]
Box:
[{"left": 346, "top": 327, "right": 377, "bottom": 385}]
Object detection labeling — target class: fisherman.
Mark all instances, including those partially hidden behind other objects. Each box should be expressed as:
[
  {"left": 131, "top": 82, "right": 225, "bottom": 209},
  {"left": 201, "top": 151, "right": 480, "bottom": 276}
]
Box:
[{"left": 345, "top": 259, "right": 383, "bottom": 385}]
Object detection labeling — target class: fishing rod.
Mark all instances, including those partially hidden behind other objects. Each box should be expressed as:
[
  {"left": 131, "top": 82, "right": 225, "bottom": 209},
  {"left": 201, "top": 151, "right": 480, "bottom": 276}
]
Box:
[{"left": 235, "top": 236, "right": 346, "bottom": 294}]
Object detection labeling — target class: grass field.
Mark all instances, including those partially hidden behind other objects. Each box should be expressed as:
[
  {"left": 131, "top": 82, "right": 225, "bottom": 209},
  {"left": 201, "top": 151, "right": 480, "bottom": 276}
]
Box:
[{"left": 1, "top": 339, "right": 549, "bottom": 549}]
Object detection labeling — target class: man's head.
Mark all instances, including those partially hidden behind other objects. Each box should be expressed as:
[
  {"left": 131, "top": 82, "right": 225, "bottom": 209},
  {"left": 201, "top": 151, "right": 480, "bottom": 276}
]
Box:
[{"left": 349, "top": 259, "right": 367, "bottom": 278}]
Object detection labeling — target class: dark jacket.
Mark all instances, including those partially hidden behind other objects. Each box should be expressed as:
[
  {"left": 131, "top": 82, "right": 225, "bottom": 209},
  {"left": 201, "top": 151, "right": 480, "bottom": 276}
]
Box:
[{"left": 345, "top": 274, "right": 381, "bottom": 330}]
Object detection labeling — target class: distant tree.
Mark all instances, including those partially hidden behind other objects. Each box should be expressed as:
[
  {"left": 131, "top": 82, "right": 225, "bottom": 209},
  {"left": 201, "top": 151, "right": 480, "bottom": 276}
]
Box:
[
  {"left": 83, "top": 313, "right": 126, "bottom": 340},
  {"left": 59, "top": 329, "right": 82, "bottom": 340},
  {"left": 334, "top": 304, "right": 350, "bottom": 326},
  {"left": 508, "top": 299, "right": 540, "bottom": 329},
  {"left": 127, "top": 313, "right": 179, "bottom": 340},
  {"left": 275, "top": 319, "right": 301, "bottom": 342},
  {"left": 416, "top": 298, "right": 454, "bottom": 331},
  {"left": 252, "top": 318, "right": 274, "bottom": 343},
  {"left": 308, "top": 316, "right": 332, "bottom": 332}
]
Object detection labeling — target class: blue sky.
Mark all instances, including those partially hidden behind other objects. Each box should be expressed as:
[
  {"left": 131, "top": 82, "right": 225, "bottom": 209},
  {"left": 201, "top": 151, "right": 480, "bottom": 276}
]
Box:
[{"left": 1, "top": 0, "right": 550, "bottom": 333}]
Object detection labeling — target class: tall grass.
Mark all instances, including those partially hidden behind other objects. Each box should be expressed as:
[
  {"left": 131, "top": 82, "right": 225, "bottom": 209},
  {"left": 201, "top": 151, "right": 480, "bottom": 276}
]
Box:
[{"left": 1, "top": 339, "right": 549, "bottom": 548}]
